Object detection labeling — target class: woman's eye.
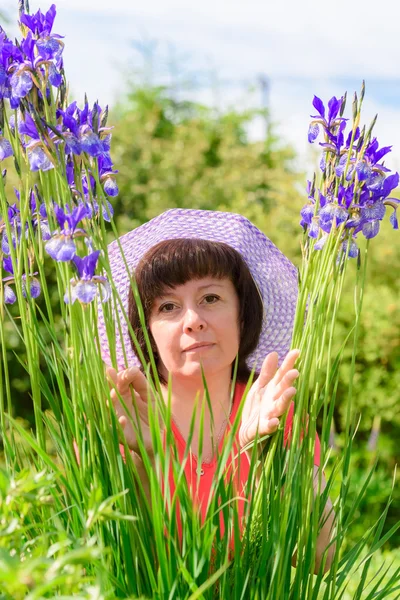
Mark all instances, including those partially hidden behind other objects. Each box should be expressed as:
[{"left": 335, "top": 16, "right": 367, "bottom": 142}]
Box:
[
  {"left": 159, "top": 302, "right": 176, "bottom": 312},
  {"left": 203, "top": 294, "right": 219, "bottom": 304}
]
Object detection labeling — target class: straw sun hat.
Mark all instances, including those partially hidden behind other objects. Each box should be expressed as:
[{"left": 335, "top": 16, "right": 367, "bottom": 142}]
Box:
[{"left": 98, "top": 208, "right": 298, "bottom": 370}]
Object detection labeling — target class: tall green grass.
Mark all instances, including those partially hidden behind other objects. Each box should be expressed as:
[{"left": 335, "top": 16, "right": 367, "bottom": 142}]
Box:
[{"left": 0, "top": 6, "right": 399, "bottom": 598}]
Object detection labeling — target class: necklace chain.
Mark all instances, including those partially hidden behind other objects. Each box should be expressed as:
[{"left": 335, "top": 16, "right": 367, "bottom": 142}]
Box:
[{"left": 172, "top": 395, "right": 233, "bottom": 465}]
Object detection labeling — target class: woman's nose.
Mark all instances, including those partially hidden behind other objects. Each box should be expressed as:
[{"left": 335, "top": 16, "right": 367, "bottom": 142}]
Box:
[{"left": 182, "top": 308, "right": 207, "bottom": 332}]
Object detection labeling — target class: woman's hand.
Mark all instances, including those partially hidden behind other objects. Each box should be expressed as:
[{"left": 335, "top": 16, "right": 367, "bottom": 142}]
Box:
[
  {"left": 238, "top": 349, "right": 300, "bottom": 453},
  {"left": 106, "top": 366, "right": 160, "bottom": 456}
]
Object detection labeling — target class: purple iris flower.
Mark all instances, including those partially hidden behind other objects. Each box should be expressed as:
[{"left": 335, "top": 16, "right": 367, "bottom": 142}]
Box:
[
  {"left": 319, "top": 202, "right": 349, "bottom": 232},
  {"left": 57, "top": 102, "right": 104, "bottom": 157},
  {"left": 20, "top": 4, "right": 58, "bottom": 37},
  {"left": 28, "top": 145, "right": 54, "bottom": 171},
  {"left": 45, "top": 203, "right": 89, "bottom": 262},
  {"left": 3, "top": 6, "right": 64, "bottom": 108},
  {"left": 300, "top": 180, "right": 317, "bottom": 228},
  {"left": 13, "top": 112, "right": 59, "bottom": 172},
  {"left": 0, "top": 134, "right": 12, "bottom": 161},
  {"left": 2, "top": 256, "right": 41, "bottom": 303},
  {"left": 320, "top": 120, "right": 347, "bottom": 155},
  {"left": 300, "top": 202, "right": 314, "bottom": 227},
  {"left": 64, "top": 250, "right": 110, "bottom": 305},
  {"left": 303, "top": 90, "right": 400, "bottom": 248},
  {"left": 341, "top": 238, "right": 359, "bottom": 258},
  {"left": 0, "top": 203, "right": 21, "bottom": 254},
  {"left": 0, "top": 29, "right": 19, "bottom": 101},
  {"left": 2, "top": 256, "right": 17, "bottom": 303},
  {"left": 9, "top": 68, "right": 33, "bottom": 100},
  {"left": 20, "top": 4, "right": 64, "bottom": 65},
  {"left": 308, "top": 95, "right": 346, "bottom": 144},
  {"left": 57, "top": 102, "right": 118, "bottom": 181},
  {"left": 103, "top": 176, "right": 119, "bottom": 197}
]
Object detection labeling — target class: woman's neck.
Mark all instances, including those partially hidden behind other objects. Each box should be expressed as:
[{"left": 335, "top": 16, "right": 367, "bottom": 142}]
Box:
[{"left": 161, "top": 369, "right": 233, "bottom": 433}]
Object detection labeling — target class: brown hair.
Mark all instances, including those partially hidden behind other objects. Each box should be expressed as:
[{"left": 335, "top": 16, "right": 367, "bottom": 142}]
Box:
[{"left": 128, "top": 238, "right": 264, "bottom": 383}]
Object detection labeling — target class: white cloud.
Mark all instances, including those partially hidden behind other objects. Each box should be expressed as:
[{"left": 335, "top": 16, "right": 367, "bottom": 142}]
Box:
[{"left": 3, "top": 0, "right": 400, "bottom": 169}]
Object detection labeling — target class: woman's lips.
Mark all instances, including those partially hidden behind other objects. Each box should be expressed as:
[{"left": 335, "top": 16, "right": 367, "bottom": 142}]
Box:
[{"left": 183, "top": 343, "right": 214, "bottom": 352}]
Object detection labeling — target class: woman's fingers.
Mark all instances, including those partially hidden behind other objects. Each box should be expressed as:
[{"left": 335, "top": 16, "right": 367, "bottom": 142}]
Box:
[
  {"left": 117, "top": 367, "right": 153, "bottom": 402},
  {"left": 257, "top": 352, "right": 279, "bottom": 389},
  {"left": 272, "top": 349, "right": 300, "bottom": 385},
  {"left": 106, "top": 366, "right": 119, "bottom": 389},
  {"left": 272, "top": 368, "right": 299, "bottom": 401},
  {"left": 261, "top": 416, "right": 280, "bottom": 435},
  {"left": 265, "top": 384, "right": 297, "bottom": 419}
]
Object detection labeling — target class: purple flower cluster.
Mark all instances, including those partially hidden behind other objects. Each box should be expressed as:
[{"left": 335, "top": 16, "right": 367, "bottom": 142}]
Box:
[
  {"left": 0, "top": 5, "right": 63, "bottom": 109},
  {"left": 2, "top": 255, "right": 41, "bottom": 304},
  {"left": 302, "top": 93, "right": 399, "bottom": 257},
  {"left": 0, "top": 5, "right": 118, "bottom": 202},
  {"left": 0, "top": 191, "right": 46, "bottom": 303},
  {"left": 1, "top": 192, "right": 111, "bottom": 306},
  {"left": 44, "top": 203, "right": 110, "bottom": 305},
  {"left": 0, "top": 4, "right": 114, "bottom": 307},
  {"left": 64, "top": 250, "right": 110, "bottom": 305}
]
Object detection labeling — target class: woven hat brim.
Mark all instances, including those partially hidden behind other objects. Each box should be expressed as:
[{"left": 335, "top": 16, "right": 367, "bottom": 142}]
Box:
[{"left": 97, "top": 208, "right": 298, "bottom": 372}]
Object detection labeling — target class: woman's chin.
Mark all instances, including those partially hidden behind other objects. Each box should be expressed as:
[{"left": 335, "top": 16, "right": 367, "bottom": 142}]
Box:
[{"left": 178, "top": 360, "right": 227, "bottom": 380}]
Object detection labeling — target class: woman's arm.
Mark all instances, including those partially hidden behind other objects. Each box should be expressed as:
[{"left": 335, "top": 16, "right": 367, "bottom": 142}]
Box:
[
  {"left": 291, "top": 466, "right": 336, "bottom": 574},
  {"left": 249, "top": 455, "right": 336, "bottom": 575},
  {"left": 130, "top": 449, "right": 154, "bottom": 509},
  {"left": 312, "top": 465, "right": 336, "bottom": 574}
]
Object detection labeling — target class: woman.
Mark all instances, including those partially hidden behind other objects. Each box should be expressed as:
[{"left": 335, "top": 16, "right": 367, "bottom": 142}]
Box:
[{"left": 98, "top": 208, "right": 335, "bottom": 572}]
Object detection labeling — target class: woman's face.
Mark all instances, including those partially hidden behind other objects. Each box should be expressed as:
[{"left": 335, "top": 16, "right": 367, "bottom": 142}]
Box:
[{"left": 148, "top": 277, "right": 240, "bottom": 382}]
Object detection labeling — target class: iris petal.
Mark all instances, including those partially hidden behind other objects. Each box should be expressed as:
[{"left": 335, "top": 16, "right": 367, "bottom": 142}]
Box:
[
  {"left": 80, "top": 130, "right": 102, "bottom": 157},
  {"left": 300, "top": 203, "right": 314, "bottom": 225},
  {"left": 103, "top": 177, "right": 118, "bottom": 197},
  {"left": 308, "top": 123, "right": 319, "bottom": 143},
  {"left": 308, "top": 217, "right": 320, "bottom": 239},
  {"left": 64, "top": 284, "right": 77, "bottom": 305},
  {"left": 45, "top": 235, "right": 76, "bottom": 261},
  {"left": 4, "top": 284, "right": 16, "bottom": 304},
  {"left": 390, "top": 210, "right": 398, "bottom": 230},
  {"left": 22, "top": 277, "right": 41, "bottom": 299},
  {"left": 314, "top": 235, "right": 328, "bottom": 250},
  {"left": 28, "top": 147, "right": 54, "bottom": 172},
  {"left": 10, "top": 71, "right": 33, "bottom": 99},
  {"left": 361, "top": 201, "right": 385, "bottom": 221},
  {"left": 98, "top": 280, "right": 111, "bottom": 303},
  {"left": 0, "top": 137, "right": 13, "bottom": 161},
  {"left": 341, "top": 238, "right": 358, "bottom": 258},
  {"left": 362, "top": 220, "right": 380, "bottom": 239},
  {"left": 75, "top": 281, "right": 97, "bottom": 304},
  {"left": 102, "top": 201, "right": 114, "bottom": 222}
]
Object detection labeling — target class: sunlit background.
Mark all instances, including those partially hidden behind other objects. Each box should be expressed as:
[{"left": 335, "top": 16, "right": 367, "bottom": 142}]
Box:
[
  {"left": 3, "top": 0, "right": 400, "bottom": 174},
  {"left": 0, "top": 2, "right": 399, "bottom": 590}
]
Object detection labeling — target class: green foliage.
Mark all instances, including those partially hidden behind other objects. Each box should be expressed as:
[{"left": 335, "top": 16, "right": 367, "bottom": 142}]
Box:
[
  {"left": 2, "top": 81, "right": 399, "bottom": 563},
  {"left": 108, "top": 83, "right": 400, "bottom": 551},
  {"left": 0, "top": 468, "right": 110, "bottom": 598},
  {"left": 110, "top": 81, "right": 400, "bottom": 441},
  {"left": 110, "top": 86, "right": 300, "bottom": 234}
]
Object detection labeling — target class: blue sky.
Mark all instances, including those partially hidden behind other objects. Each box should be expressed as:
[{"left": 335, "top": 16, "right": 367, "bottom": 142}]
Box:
[{"left": 3, "top": 0, "right": 400, "bottom": 172}]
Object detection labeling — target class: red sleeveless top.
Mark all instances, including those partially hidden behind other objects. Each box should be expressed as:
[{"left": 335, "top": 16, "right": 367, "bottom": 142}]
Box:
[
  {"left": 162, "top": 382, "right": 321, "bottom": 543},
  {"left": 74, "top": 382, "right": 321, "bottom": 545}
]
